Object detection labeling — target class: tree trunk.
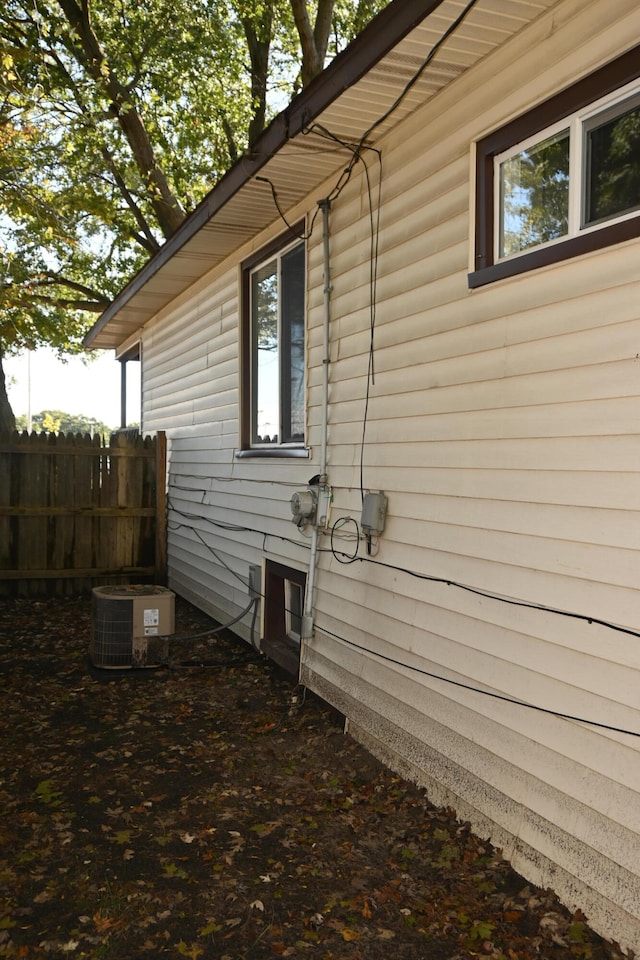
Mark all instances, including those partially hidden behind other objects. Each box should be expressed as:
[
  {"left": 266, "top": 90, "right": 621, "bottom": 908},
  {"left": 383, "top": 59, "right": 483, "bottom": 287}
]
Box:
[
  {"left": 0, "top": 350, "right": 16, "bottom": 433},
  {"left": 290, "top": 0, "right": 335, "bottom": 88},
  {"left": 56, "top": 0, "right": 187, "bottom": 239},
  {"left": 243, "top": 4, "right": 274, "bottom": 147}
]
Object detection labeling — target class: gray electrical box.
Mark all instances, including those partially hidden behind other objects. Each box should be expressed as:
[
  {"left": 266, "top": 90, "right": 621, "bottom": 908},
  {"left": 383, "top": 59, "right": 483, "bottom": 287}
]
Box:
[{"left": 361, "top": 491, "right": 387, "bottom": 537}]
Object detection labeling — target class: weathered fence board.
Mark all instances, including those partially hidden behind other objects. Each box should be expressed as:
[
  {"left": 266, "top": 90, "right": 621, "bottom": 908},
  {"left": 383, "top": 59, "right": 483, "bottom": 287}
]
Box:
[{"left": 0, "top": 430, "right": 167, "bottom": 597}]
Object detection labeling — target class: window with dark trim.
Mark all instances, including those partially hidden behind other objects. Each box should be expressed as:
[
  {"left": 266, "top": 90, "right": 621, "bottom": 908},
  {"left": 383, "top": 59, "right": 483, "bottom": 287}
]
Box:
[
  {"left": 239, "top": 225, "right": 306, "bottom": 453},
  {"left": 261, "top": 560, "right": 307, "bottom": 676},
  {"left": 470, "top": 45, "right": 640, "bottom": 289}
]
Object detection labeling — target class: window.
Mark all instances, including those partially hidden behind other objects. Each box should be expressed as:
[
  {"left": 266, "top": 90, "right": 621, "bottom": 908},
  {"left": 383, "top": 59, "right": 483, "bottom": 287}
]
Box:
[
  {"left": 116, "top": 343, "right": 141, "bottom": 430},
  {"left": 240, "top": 228, "right": 306, "bottom": 452},
  {"left": 284, "top": 579, "right": 303, "bottom": 642},
  {"left": 471, "top": 46, "right": 640, "bottom": 288},
  {"left": 497, "top": 125, "right": 570, "bottom": 258},
  {"left": 261, "top": 561, "right": 307, "bottom": 675}
]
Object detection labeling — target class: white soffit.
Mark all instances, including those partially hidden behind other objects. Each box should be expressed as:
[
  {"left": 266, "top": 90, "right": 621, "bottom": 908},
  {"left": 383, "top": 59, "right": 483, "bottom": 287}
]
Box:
[{"left": 86, "top": 0, "right": 560, "bottom": 350}]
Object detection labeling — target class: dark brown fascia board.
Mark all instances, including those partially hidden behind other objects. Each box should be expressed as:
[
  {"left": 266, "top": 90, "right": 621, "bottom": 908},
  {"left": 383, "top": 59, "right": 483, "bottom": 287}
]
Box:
[{"left": 83, "top": 0, "right": 447, "bottom": 348}]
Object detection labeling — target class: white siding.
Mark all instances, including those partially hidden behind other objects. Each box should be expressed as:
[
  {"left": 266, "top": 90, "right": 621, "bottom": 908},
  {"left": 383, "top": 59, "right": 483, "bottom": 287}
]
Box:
[
  {"left": 301, "top": 0, "right": 640, "bottom": 948},
  {"left": 142, "top": 256, "right": 318, "bottom": 634},
  {"left": 137, "top": 0, "right": 640, "bottom": 947}
]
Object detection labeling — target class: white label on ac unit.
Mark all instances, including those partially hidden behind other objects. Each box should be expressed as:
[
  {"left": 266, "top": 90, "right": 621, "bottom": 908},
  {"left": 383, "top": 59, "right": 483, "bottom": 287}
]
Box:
[
  {"left": 145, "top": 627, "right": 159, "bottom": 635},
  {"left": 144, "top": 608, "right": 160, "bottom": 626}
]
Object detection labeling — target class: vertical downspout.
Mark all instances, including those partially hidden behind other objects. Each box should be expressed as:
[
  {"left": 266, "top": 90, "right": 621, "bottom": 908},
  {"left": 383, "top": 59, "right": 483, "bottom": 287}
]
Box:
[{"left": 301, "top": 198, "right": 331, "bottom": 645}]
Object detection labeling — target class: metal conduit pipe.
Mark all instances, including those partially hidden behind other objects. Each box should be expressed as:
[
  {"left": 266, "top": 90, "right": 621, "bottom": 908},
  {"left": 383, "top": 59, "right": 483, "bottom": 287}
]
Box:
[{"left": 301, "top": 198, "right": 331, "bottom": 644}]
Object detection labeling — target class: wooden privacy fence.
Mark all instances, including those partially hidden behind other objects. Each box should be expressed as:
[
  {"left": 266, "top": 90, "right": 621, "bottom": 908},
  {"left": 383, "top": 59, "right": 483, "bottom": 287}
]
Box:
[{"left": 0, "top": 430, "right": 167, "bottom": 597}]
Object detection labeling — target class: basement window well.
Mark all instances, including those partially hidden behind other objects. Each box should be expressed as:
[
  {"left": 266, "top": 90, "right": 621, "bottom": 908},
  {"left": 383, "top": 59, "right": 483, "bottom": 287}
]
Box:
[{"left": 261, "top": 560, "right": 306, "bottom": 676}]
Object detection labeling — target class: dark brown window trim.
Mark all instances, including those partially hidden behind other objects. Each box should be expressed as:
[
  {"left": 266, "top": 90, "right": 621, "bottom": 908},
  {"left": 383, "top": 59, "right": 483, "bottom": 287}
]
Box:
[
  {"left": 239, "top": 221, "right": 306, "bottom": 453},
  {"left": 470, "top": 44, "right": 640, "bottom": 287}
]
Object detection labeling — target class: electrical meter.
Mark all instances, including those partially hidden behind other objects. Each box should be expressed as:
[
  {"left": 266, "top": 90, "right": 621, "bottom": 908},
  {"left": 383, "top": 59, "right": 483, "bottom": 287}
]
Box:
[{"left": 290, "top": 489, "right": 317, "bottom": 523}]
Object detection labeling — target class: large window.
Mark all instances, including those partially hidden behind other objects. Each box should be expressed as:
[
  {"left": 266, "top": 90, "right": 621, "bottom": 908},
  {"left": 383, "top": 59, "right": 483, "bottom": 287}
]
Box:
[
  {"left": 240, "top": 229, "right": 306, "bottom": 452},
  {"left": 471, "top": 46, "right": 640, "bottom": 288}
]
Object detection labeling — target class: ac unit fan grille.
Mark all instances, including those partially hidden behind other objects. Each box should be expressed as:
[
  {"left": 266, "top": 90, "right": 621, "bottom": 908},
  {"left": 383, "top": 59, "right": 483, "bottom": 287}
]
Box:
[{"left": 92, "top": 597, "right": 135, "bottom": 668}]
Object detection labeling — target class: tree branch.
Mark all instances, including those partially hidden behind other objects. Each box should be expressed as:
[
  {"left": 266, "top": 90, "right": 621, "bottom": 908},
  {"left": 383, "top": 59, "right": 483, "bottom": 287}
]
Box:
[
  {"left": 241, "top": 2, "right": 273, "bottom": 147},
  {"left": 41, "top": 272, "right": 110, "bottom": 301},
  {"left": 290, "top": 0, "right": 335, "bottom": 87},
  {"left": 29, "top": 296, "right": 107, "bottom": 311},
  {"left": 2, "top": 275, "right": 110, "bottom": 311},
  {"left": 56, "top": 0, "right": 187, "bottom": 238},
  {"left": 43, "top": 42, "right": 161, "bottom": 254}
]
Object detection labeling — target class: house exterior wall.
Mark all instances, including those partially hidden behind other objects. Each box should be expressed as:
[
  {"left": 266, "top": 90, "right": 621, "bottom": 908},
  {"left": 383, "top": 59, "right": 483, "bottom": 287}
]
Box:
[
  {"left": 138, "top": 0, "right": 640, "bottom": 946},
  {"left": 141, "top": 233, "right": 321, "bottom": 631}
]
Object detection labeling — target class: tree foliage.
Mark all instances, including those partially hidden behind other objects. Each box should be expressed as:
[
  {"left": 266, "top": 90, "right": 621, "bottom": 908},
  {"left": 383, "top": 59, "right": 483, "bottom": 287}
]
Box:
[
  {"left": 14, "top": 408, "right": 116, "bottom": 438},
  {"left": 500, "top": 132, "right": 570, "bottom": 257},
  {"left": 0, "top": 0, "right": 387, "bottom": 430},
  {"left": 587, "top": 106, "right": 640, "bottom": 223}
]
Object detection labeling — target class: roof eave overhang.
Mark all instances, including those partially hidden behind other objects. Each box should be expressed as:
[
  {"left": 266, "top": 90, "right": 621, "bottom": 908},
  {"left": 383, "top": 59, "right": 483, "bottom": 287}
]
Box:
[{"left": 83, "top": 0, "right": 448, "bottom": 350}]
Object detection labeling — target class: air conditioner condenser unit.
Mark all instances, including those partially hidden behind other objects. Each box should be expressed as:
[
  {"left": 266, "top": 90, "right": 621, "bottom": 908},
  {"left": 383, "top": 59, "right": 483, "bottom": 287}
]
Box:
[{"left": 89, "top": 584, "right": 175, "bottom": 669}]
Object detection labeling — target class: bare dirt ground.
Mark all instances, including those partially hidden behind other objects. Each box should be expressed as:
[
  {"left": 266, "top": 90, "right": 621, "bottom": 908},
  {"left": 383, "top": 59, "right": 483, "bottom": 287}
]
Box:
[{"left": 0, "top": 595, "right": 630, "bottom": 959}]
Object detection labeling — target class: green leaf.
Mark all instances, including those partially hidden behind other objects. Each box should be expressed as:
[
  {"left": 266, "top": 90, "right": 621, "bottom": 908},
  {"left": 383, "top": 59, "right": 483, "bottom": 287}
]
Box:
[
  {"left": 162, "top": 862, "right": 189, "bottom": 878},
  {"left": 469, "top": 919, "right": 496, "bottom": 940},
  {"left": 34, "top": 779, "right": 62, "bottom": 806},
  {"left": 568, "top": 921, "right": 588, "bottom": 943}
]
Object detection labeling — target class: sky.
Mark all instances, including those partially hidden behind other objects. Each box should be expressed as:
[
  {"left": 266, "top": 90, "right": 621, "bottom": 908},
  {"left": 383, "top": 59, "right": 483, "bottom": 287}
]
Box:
[{"left": 5, "top": 348, "right": 141, "bottom": 429}]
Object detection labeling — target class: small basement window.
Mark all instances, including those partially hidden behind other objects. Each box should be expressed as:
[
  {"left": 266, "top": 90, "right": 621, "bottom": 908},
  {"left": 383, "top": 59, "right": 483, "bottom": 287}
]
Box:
[
  {"left": 284, "top": 578, "right": 303, "bottom": 643},
  {"left": 471, "top": 45, "right": 640, "bottom": 287},
  {"left": 261, "top": 561, "right": 307, "bottom": 676}
]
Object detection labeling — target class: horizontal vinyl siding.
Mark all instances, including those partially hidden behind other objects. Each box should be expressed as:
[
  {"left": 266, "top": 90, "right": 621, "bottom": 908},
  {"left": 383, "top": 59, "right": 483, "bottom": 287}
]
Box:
[
  {"left": 142, "top": 258, "right": 315, "bottom": 638},
  {"left": 302, "top": 0, "right": 640, "bottom": 947},
  {"left": 134, "top": 0, "right": 640, "bottom": 945},
  {"left": 143, "top": 274, "right": 238, "bottom": 434}
]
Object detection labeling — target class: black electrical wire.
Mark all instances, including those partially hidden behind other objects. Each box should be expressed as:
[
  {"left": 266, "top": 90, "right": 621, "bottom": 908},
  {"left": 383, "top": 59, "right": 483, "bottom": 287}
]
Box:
[
  {"left": 323, "top": 527, "right": 640, "bottom": 642},
  {"left": 168, "top": 596, "right": 258, "bottom": 643},
  {"left": 168, "top": 500, "right": 310, "bottom": 559},
  {"left": 358, "top": 554, "right": 640, "bottom": 642},
  {"left": 358, "top": 0, "right": 482, "bottom": 148},
  {"left": 259, "top": 0, "right": 482, "bottom": 497},
  {"left": 170, "top": 474, "right": 303, "bottom": 488},
  {"left": 255, "top": 176, "right": 309, "bottom": 240},
  {"left": 330, "top": 517, "right": 360, "bottom": 564},
  {"left": 176, "top": 653, "right": 261, "bottom": 669},
  {"left": 168, "top": 597, "right": 264, "bottom": 668},
  {"left": 171, "top": 485, "right": 640, "bottom": 646},
  {"left": 251, "top": 3, "right": 485, "bottom": 503},
  {"left": 316, "top": 624, "right": 640, "bottom": 739}
]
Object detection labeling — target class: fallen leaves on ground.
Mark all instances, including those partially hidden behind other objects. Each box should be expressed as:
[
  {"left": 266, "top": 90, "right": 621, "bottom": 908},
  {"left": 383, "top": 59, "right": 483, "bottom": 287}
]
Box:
[{"left": 0, "top": 595, "right": 629, "bottom": 959}]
